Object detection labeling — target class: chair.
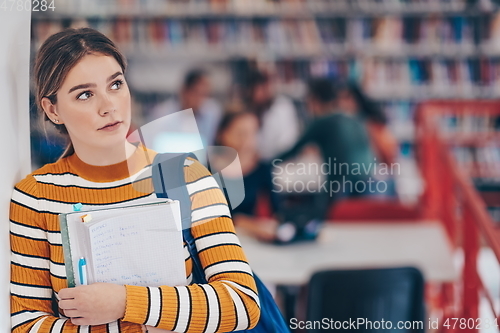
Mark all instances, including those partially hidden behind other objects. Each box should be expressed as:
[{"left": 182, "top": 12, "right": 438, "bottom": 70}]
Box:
[{"left": 306, "top": 267, "right": 425, "bottom": 333}]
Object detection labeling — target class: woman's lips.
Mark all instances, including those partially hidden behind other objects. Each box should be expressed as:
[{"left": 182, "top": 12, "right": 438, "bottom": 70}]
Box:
[{"left": 98, "top": 121, "right": 122, "bottom": 131}]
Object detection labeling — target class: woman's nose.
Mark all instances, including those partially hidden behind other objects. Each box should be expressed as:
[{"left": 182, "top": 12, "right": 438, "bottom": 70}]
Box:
[{"left": 98, "top": 94, "right": 116, "bottom": 116}]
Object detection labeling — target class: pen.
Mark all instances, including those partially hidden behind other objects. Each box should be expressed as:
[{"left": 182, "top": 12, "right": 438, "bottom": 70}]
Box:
[{"left": 78, "top": 257, "right": 88, "bottom": 285}]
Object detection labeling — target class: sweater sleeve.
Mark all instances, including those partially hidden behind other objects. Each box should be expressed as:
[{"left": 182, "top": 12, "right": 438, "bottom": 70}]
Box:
[
  {"left": 122, "top": 158, "right": 261, "bottom": 332},
  {"left": 10, "top": 175, "right": 142, "bottom": 333}
]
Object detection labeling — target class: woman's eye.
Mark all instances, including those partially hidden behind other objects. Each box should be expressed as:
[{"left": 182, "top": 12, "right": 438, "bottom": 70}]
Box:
[
  {"left": 111, "top": 80, "right": 123, "bottom": 90},
  {"left": 77, "top": 91, "right": 93, "bottom": 100}
]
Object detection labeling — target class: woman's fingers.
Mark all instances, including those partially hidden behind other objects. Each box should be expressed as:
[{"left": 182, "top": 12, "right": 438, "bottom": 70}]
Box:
[
  {"left": 58, "top": 299, "right": 85, "bottom": 319},
  {"left": 70, "top": 317, "right": 87, "bottom": 326},
  {"left": 58, "top": 299, "right": 77, "bottom": 310},
  {"left": 58, "top": 287, "right": 77, "bottom": 300},
  {"left": 57, "top": 283, "right": 126, "bottom": 325},
  {"left": 61, "top": 309, "right": 82, "bottom": 318}
]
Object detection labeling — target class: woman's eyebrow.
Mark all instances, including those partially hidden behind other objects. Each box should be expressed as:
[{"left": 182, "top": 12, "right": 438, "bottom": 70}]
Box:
[
  {"left": 68, "top": 83, "right": 96, "bottom": 94},
  {"left": 68, "top": 72, "right": 123, "bottom": 94},
  {"left": 107, "top": 71, "right": 123, "bottom": 82}
]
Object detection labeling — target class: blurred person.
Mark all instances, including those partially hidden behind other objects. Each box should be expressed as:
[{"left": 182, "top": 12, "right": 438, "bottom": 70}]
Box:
[
  {"left": 242, "top": 69, "right": 301, "bottom": 161},
  {"left": 336, "top": 81, "right": 399, "bottom": 166},
  {"left": 213, "top": 111, "right": 280, "bottom": 241},
  {"left": 335, "top": 81, "right": 399, "bottom": 197},
  {"left": 148, "top": 68, "right": 222, "bottom": 146},
  {"left": 276, "top": 78, "right": 377, "bottom": 202}
]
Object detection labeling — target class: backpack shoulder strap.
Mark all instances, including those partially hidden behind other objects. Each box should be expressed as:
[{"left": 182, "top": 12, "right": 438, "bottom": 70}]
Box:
[
  {"left": 151, "top": 152, "right": 206, "bottom": 282},
  {"left": 151, "top": 152, "right": 198, "bottom": 232}
]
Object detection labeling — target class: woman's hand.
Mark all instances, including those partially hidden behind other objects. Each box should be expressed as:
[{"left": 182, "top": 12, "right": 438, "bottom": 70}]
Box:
[
  {"left": 253, "top": 218, "right": 279, "bottom": 242},
  {"left": 58, "top": 283, "right": 126, "bottom": 326},
  {"left": 234, "top": 214, "right": 278, "bottom": 242}
]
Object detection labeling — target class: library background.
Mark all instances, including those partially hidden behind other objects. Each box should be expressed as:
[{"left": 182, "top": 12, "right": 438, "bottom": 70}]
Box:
[{"left": 30, "top": 0, "right": 500, "bottom": 332}]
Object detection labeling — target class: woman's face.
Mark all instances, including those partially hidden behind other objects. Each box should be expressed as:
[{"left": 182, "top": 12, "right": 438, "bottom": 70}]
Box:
[
  {"left": 44, "top": 53, "right": 131, "bottom": 154},
  {"left": 219, "top": 114, "right": 259, "bottom": 154},
  {"left": 182, "top": 76, "right": 211, "bottom": 111},
  {"left": 252, "top": 81, "right": 273, "bottom": 106}
]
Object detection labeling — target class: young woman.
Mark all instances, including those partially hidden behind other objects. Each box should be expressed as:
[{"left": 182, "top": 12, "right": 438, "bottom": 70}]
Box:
[
  {"left": 213, "top": 112, "right": 280, "bottom": 242},
  {"left": 10, "top": 28, "right": 260, "bottom": 333}
]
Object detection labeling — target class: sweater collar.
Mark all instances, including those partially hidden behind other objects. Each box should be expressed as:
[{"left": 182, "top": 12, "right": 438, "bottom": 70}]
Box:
[{"left": 65, "top": 144, "right": 155, "bottom": 182}]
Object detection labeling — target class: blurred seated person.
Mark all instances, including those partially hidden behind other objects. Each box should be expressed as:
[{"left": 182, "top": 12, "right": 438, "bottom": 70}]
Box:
[
  {"left": 242, "top": 69, "right": 301, "bottom": 161},
  {"left": 276, "top": 78, "right": 377, "bottom": 203},
  {"left": 148, "top": 68, "right": 222, "bottom": 146},
  {"left": 336, "top": 81, "right": 399, "bottom": 166},
  {"left": 335, "top": 81, "right": 399, "bottom": 197},
  {"left": 213, "top": 111, "right": 280, "bottom": 241}
]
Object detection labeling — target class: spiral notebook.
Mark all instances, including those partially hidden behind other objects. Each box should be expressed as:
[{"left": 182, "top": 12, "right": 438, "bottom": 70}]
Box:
[{"left": 59, "top": 199, "right": 187, "bottom": 288}]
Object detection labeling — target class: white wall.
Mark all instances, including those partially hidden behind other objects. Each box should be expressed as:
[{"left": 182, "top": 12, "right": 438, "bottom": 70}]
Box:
[{"left": 0, "top": 10, "right": 32, "bottom": 333}]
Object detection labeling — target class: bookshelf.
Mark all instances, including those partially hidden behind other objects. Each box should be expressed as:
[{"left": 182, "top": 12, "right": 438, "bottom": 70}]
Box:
[
  {"left": 30, "top": 0, "right": 500, "bottom": 144},
  {"left": 417, "top": 101, "right": 500, "bottom": 227},
  {"left": 31, "top": 0, "right": 474, "bottom": 18}
]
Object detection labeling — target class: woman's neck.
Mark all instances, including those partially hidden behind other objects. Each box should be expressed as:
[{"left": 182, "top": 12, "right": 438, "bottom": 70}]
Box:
[{"left": 72, "top": 141, "right": 137, "bottom": 166}]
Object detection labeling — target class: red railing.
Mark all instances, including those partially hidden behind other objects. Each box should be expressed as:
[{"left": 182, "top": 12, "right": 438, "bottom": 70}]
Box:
[{"left": 415, "top": 101, "right": 500, "bottom": 333}]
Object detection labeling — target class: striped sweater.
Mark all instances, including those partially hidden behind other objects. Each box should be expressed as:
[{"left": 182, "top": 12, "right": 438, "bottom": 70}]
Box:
[{"left": 10, "top": 147, "right": 260, "bottom": 333}]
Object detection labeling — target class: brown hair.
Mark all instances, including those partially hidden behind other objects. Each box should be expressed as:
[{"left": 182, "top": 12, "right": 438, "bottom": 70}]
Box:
[
  {"left": 33, "top": 27, "right": 127, "bottom": 158},
  {"left": 214, "top": 111, "right": 257, "bottom": 147}
]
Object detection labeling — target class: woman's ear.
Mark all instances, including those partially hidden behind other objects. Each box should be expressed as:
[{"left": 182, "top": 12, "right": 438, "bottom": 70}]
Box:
[{"left": 41, "top": 97, "right": 63, "bottom": 124}]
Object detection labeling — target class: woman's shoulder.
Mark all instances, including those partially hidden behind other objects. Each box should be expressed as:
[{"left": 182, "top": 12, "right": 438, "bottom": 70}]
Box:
[
  {"left": 182, "top": 156, "right": 211, "bottom": 183},
  {"left": 14, "top": 158, "right": 71, "bottom": 194}
]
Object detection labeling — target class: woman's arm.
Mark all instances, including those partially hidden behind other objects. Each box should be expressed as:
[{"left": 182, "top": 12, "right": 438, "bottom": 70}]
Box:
[
  {"left": 233, "top": 213, "right": 278, "bottom": 242},
  {"left": 276, "top": 120, "right": 318, "bottom": 162},
  {"left": 13, "top": 162, "right": 260, "bottom": 333},
  {"left": 10, "top": 175, "right": 142, "bottom": 333},
  {"left": 121, "top": 158, "right": 261, "bottom": 332}
]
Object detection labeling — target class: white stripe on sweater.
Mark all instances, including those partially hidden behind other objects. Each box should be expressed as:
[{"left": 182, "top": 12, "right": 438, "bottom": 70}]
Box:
[
  {"left": 187, "top": 177, "right": 220, "bottom": 195},
  {"left": 200, "top": 284, "right": 220, "bottom": 333},
  {"left": 144, "top": 287, "right": 162, "bottom": 327},
  {"left": 11, "top": 283, "right": 52, "bottom": 299},
  {"left": 107, "top": 321, "right": 120, "bottom": 333},
  {"left": 222, "top": 283, "right": 249, "bottom": 331},
  {"left": 28, "top": 316, "right": 47, "bottom": 333},
  {"left": 49, "top": 262, "right": 66, "bottom": 279},
  {"left": 26, "top": 193, "right": 158, "bottom": 215},
  {"left": 10, "top": 222, "right": 46, "bottom": 240},
  {"left": 33, "top": 167, "right": 151, "bottom": 188},
  {"left": 11, "top": 189, "right": 40, "bottom": 212},
  {"left": 204, "top": 261, "right": 253, "bottom": 281},
  {"left": 12, "top": 311, "right": 49, "bottom": 329},
  {"left": 50, "top": 318, "right": 67, "bottom": 333},
  {"left": 192, "top": 204, "right": 231, "bottom": 223},
  {"left": 11, "top": 253, "right": 49, "bottom": 270},
  {"left": 195, "top": 233, "right": 240, "bottom": 252},
  {"left": 172, "top": 286, "right": 191, "bottom": 333},
  {"left": 221, "top": 280, "right": 260, "bottom": 308}
]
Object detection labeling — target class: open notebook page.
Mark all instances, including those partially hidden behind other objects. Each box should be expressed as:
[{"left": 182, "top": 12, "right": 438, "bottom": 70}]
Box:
[{"left": 86, "top": 203, "right": 186, "bottom": 287}]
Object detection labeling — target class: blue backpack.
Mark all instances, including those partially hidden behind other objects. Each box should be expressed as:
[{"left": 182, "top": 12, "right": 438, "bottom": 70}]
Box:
[{"left": 151, "top": 152, "right": 290, "bottom": 333}]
